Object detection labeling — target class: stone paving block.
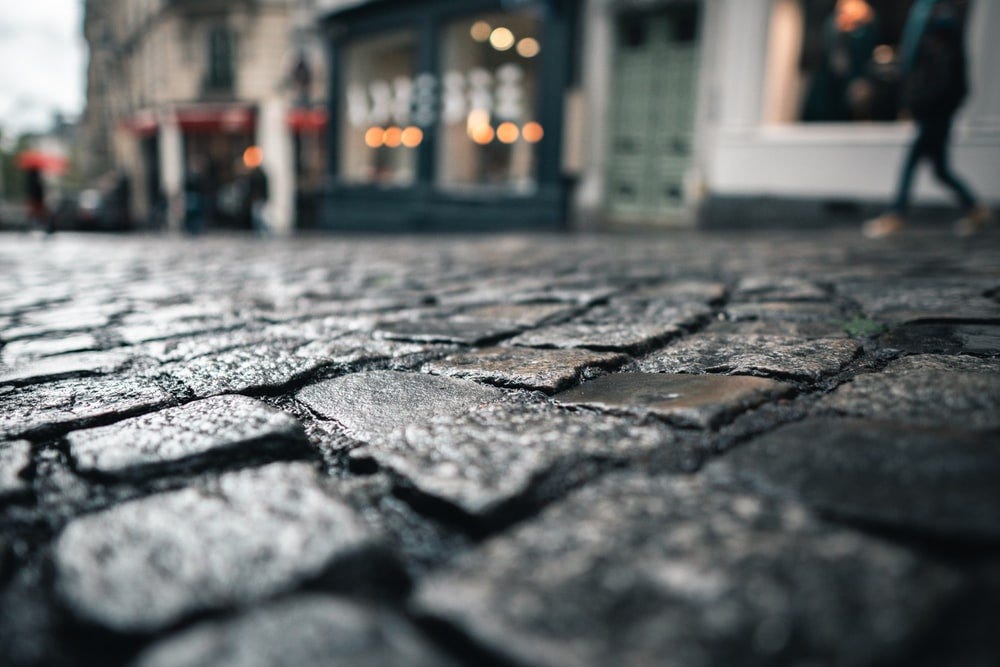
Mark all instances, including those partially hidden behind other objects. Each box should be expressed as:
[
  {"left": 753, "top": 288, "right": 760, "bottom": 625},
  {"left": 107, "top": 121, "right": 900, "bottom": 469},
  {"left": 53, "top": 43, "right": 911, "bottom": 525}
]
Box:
[
  {"left": 424, "top": 346, "right": 626, "bottom": 392},
  {"left": 509, "top": 322, "right": 682, "bottom": 355},
  {"left": 734, "top": 275, "right": 830, "bottom": 302},
  {"left": 134, "top": 595, "right": 456, "bottom": 667},
  {"left": 66, "top": 395, "right": 308, "bottom": 478},
  {"left": 137, "top": 328, "right": 296, "bottom": 363},
  {"left": 639, "top": 333, "right": 860, "bottom": 381},
  {"left": 623, "top": 280, "right": 728, "bottom": 305},
  {"left": 349, "top": 402, "right": 690, "bottom": 522},
  {"left": 0, "top": 334, "right": 101, "bottom": 364},
  {"left": 296, "top": 371, "right": 506, "bottom": 444},
  {"left": 415, "top": 472, "right": 960, "bottom": 667},
  {"left": 160, "top": 343, "right": 328, "bottom": 397},
  {"left": 885, "top": 353, "right": 1000, "bottom": 374},
  {"left": 507, "top": 280, "right": 620, "bottom": 306},
  {"left": 113, "top": 317, "right": 248, "bottom": 346},
  {"left": 2, "top": 304, "right": 120, "bottom": 340},
  {"left": 457, "top": 302, "right": 579, "bottom": 327},
  {"left": 0, "top": 350, "right": 133, "bottom": 387},
  {"left": 555, "top": 372, "right": 793, "bottom": 429},
  {"left": 882, "top": 322, "right": 1000, "bottom": 356},
  {"left": 714, "top": 418, "right": 1000, "bottom": 541},
  {"left": 0, "top": 440, "right": 32, "bottom": 500},
  {"left": 54, "top": 462, "right": 385, "bottom": 633},
  {"left": 581, "top": 302, "right": 713, "bottom": 329},
  {"left": 375, "top": 318, "right": 520, "bottom": 345},
  {"left": 0, "top": 376, "right": 174, "bottom": 440},
  {"left": 816, "top": 354, "right": 1000, "bottom": 430},
  {"left": 705, "top": 319, "right": 850, "bottom": 339},
  {"left": 852, "top": 283, "right": 1000, "bottom": 323},
  {"left": 294, "top": 333, "right": 430, "bottom": 366},
  {"left": 724, "top": 301, "right": 847, "bottom": 323}
]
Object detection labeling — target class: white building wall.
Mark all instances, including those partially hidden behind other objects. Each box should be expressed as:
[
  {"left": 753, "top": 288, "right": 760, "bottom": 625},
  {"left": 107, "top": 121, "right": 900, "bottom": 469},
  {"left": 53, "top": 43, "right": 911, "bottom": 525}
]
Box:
[{"left": 705, "top": 0, "right": 1000, "bottom": 205}]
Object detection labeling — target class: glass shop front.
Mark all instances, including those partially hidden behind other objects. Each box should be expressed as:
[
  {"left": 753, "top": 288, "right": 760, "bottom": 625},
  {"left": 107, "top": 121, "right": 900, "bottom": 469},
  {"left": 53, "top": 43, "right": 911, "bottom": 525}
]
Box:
[{"left": 322, "top": 0, "right": 575, "bottom": 231}]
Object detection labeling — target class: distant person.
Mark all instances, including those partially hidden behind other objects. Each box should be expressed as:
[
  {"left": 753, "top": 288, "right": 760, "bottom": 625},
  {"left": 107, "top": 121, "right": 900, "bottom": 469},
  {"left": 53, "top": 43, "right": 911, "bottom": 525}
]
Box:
[
  {"left": 113, "top": 172, "right": 132, "bottom": 231},
  {"left": 803, "top": 0, "right": 879, "bottom": 122},
  {"left": 242, "top": 146, "right": 270, "bottom": 237},
  {"left": 25, "top": 167, "right": 51, "bottom": 233},
  {"left": 183, "top": 160, "right": 206, "bottom": 235},
  {"left": 863, "top": 0, "right": 992, "bottom": 238}
]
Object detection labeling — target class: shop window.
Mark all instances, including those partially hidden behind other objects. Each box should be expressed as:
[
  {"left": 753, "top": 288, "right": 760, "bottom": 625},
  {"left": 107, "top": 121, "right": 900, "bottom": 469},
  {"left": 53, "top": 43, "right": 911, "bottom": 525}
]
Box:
[
  {"left": 339, "top": 30, "right": 418, "bottom": 186},
  {"left": 765, "top": 0, "right": 918, "bottom": 123},
  {"left": 436, "top": 9, "right": 543, "bottom": 193}
]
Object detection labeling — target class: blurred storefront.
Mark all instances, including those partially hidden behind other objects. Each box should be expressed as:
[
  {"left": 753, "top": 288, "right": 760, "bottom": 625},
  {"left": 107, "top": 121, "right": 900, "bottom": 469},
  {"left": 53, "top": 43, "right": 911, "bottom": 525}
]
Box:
[
  {"left": 83, "top": 0, "right": 999, "bottom": 232},
  {"left": 575, "top": 0, "right": 1000, "bottom": 228},
  {"left": 319, "top": 0, "right": 577, "bottom": 231},
  {"left": 83, "top": 0, "right": 310, "bottom": 234}
]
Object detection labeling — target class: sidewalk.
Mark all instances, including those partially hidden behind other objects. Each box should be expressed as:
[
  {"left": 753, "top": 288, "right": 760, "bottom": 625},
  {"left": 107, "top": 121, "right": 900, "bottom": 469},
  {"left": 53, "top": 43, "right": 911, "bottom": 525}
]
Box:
[{"left": 1, "top": 228, "right": 998, "bottom": 665}]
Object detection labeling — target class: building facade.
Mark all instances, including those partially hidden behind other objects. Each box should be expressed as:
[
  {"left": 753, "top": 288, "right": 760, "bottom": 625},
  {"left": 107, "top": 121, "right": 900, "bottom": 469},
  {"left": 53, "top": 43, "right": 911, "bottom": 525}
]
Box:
[
  {"left": 317, "top": 0, "right": 999, "bottom": 232},
  {"left": 317, "top": 0, "right": 577, "bottom": 230},
  {"left": 82, "top": 0, "right": 324, "bottom": 232},
  {"left": 575, "top": 0, "right": 1000, "bottom": 228}
]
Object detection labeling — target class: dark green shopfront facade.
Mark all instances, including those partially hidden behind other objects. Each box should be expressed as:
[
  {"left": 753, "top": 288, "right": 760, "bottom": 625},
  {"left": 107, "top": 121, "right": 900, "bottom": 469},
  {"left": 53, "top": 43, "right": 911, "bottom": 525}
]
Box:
[{"left": 321, "top": 0, "right": 578, "bottom": 231}]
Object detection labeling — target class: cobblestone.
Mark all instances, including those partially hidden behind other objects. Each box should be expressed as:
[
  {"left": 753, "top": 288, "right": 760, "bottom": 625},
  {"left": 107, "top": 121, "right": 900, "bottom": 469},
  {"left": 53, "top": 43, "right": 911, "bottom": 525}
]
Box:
[
  {"left": 349, "top": 402, "right": 691, "bottom": 524},
  {"left": 0, "top": 441, "right": 32, "bottom": 500},
  {"left": 54, "top": 462, "right": 387, "bottom": 633},
  {"left": 555, "top": 372, "right": 793, "bottom": 429},
  {"left": 815, "top": 353, "right": 1000, "bottom": 429},
  {"left": 0, "top": 376, "right": 175, "bottom": 440},
  {"left": 135, "top": 595, "right": 456, "bottom": 667},
  {"left": 416, "top": 472, "right": 960, "bottom": 667},
  {"left": 297, "top": 371, "right": 506, "bottom": 444},
  {"left": 714, "top": 418, "right": 1000, "bottom": 541},
  {"left": 638, "top": 333, "right": 860, "bottom": 381},
  {"left": 66, "top": 395, "right": 308, "bottom": 478},
  {"left": 424, "top": 346, "right": 626, "bottom": 392},
  {"left": 1, "top": 230, "right": 998, "bottom": 664},
  {"left": 509, "top": 321, "right": 683, "bottom": 354}
]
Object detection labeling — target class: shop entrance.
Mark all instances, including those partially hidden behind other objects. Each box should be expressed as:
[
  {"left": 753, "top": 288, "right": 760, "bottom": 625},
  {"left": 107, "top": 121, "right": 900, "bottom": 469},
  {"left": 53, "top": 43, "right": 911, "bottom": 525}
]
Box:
[{"left": 606, "top": 2, "right": 701, "bottom": 223}]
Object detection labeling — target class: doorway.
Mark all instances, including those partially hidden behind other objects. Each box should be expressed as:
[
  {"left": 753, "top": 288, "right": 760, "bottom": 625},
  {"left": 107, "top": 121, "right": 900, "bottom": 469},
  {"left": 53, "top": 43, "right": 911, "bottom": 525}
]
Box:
[{"left": 606, "top": 2, "right": 702, "bottom": 223}]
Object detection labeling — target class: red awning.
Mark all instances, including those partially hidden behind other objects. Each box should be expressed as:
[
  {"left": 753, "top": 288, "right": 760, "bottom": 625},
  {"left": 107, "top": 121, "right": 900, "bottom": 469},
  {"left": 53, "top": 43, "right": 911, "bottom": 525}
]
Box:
[
  {"left": 176, "top": 106, "right": 256, "bottom": 133},
  {"left": 287, "top": 108, "right": 327, "bottom": 132},
  {"left": 16, "top": 150, "right": 69, "bottom": 174},
  {"left": 122, "top": 111, "right": 159, "bottom": 136}
]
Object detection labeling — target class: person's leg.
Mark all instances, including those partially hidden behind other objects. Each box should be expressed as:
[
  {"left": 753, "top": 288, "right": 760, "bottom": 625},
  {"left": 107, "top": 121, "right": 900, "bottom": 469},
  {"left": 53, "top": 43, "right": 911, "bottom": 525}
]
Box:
[
  {"left": 863, "top": 123, "right": 927, "bottom": 237},
  {"left": 891, "top": 122, "right": 930, "bottom": 214},
  {"left": 926, "top": 115, "right": 977, "bottom": 210}
]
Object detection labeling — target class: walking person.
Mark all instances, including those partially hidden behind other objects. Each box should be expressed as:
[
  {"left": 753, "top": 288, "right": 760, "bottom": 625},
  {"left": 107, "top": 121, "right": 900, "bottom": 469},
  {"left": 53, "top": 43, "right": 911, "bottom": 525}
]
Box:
[
  {"left": 183, "top": 159, "right": 207, "bottom": 235},
  {"left": 242, "top": 146, "right": 270, "bottom": 237},
  {"left": 25, "top": 167, "right": 52, "bottom": 234},
  {"left": 863, "top": 0, "right": 992, "bottom": 238}
]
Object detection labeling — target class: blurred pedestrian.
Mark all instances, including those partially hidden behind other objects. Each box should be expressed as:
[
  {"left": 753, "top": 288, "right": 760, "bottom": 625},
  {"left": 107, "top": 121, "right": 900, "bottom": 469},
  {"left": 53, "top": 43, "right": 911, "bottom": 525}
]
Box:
[
  {"left": 25, "top": 167, "right": 52, "bottom": 233},
  {"left": 183, "top": 159, "right": 207, "bottom": 235},
  {"left": 803, "top": 0, "right": 879, "bottom": 122},
  {"left": 242, "top": 146, "right": 270, "bottom": 237},
  {"left": 863, "top": 0, "right": 993, "bottom": 238}
]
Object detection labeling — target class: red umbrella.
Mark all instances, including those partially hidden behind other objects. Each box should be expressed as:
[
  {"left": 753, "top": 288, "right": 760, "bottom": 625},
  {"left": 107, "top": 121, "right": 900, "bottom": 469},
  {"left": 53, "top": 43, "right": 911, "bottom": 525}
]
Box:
[{"left": 16, "top": 150, "right": 69, "bottom": 175}]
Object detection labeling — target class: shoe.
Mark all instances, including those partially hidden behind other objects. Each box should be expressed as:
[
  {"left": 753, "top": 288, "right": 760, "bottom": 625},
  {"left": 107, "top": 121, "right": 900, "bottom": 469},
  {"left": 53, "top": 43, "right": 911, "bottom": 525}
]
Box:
[
  {"left": 954, "top": 206, "right": 994, "bottom": 237},
  {"left": 862, "top": 212, "right": 904, "bottom": 239}
]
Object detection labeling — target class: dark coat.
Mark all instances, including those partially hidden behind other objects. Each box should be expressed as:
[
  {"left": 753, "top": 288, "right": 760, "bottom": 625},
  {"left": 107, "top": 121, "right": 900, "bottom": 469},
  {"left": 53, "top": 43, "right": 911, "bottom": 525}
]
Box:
[{"left": 905, "top": 2, "right": 969, "bottom": 120}]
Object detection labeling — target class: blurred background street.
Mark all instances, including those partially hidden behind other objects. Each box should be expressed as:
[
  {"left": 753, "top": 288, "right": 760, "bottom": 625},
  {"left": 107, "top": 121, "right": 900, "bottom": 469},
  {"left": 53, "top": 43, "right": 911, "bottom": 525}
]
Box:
[{"left": 1, "top": 0, "right": 997, "bottom": 234}]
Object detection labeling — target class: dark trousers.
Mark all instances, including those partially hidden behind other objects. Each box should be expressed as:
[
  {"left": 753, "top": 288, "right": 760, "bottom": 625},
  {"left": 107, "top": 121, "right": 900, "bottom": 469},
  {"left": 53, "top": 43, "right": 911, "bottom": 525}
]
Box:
[{"left": 892, "top": 114, "right": 977, "bottom": 214}]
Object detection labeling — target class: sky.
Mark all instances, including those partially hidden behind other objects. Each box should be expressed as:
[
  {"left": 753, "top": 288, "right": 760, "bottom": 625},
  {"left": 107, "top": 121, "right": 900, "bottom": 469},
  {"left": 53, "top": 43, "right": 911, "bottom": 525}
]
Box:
[{"left": 0, "top": 0, "right": 85, "bottom": 138}]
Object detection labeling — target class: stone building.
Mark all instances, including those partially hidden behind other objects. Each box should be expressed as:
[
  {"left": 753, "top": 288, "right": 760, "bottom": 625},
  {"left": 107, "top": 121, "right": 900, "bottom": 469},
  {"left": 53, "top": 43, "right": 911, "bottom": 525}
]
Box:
[{"left": 82, "top": 0, "right": 325, "bottom": 232}]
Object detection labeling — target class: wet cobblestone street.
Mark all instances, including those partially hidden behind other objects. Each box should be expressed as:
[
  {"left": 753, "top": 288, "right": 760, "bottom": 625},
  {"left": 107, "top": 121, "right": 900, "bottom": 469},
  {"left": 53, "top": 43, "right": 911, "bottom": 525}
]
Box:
[{"left": 1, "top": 229, "right": 999, "bottom": 666}]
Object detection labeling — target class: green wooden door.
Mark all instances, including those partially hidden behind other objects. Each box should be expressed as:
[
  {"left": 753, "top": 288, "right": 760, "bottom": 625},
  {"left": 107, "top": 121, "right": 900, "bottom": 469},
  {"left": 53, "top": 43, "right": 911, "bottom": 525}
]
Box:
[{"left": 607, "top": 4, "right": 701, "bottom": 222}]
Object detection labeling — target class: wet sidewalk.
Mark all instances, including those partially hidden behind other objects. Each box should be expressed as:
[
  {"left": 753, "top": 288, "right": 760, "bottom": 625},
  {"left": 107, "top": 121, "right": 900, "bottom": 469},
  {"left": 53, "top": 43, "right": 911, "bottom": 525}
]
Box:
[{"left": 1, "top": 229, "right": 998, "bottom": 665}]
